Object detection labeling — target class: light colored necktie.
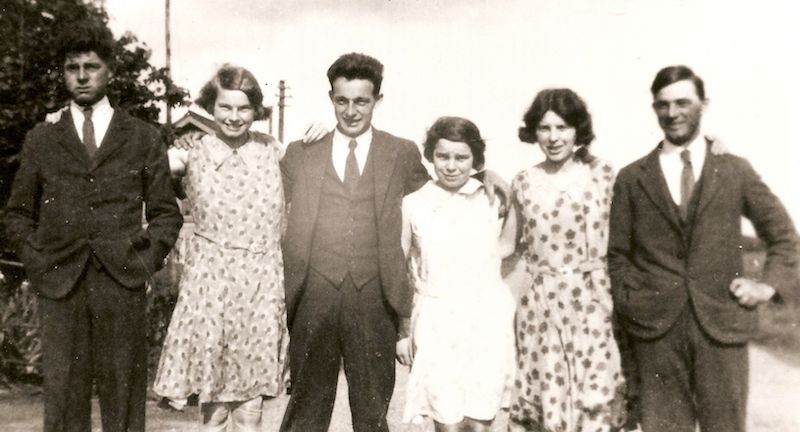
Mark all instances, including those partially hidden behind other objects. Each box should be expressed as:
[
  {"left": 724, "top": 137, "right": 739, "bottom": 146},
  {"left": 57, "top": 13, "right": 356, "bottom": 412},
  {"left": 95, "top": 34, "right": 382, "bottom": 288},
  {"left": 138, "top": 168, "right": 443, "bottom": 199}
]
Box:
[
  {"left": 82, "top": 106, "right": 97, "bottom": 158},
  {"left": 679, "top": 149, "right": 695, "bottom": 219},
  {"left": 343, "top": 139, "right": 360, "bottom": 193}
]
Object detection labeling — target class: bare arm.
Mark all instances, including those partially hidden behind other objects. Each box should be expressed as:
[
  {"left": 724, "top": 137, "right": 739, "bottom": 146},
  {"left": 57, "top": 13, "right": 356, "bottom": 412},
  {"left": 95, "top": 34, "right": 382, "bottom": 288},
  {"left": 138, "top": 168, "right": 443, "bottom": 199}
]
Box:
[{"left": 498, "top": 200, "right": 518, "bottom": 258}]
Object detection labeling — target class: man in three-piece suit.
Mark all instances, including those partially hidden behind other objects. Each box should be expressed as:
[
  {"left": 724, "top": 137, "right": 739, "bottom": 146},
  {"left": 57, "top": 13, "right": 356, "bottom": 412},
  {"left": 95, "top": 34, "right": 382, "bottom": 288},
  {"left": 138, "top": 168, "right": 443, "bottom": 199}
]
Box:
[
  {"left": 3, "top": 23, "right": 182, "bottom": 431},
  {"left": 278, "top": 53, "right": 430, "bottom": 432},
  {"left": 608, "top": 65, "right": 797, "bottom": 432}
]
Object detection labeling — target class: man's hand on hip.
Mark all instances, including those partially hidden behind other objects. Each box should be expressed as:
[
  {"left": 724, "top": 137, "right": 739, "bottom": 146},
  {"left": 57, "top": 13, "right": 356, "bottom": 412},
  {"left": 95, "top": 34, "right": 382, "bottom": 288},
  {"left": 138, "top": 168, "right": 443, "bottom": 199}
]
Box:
[{"left": 730, "top": 277, "right": 776, "bottom": 308}]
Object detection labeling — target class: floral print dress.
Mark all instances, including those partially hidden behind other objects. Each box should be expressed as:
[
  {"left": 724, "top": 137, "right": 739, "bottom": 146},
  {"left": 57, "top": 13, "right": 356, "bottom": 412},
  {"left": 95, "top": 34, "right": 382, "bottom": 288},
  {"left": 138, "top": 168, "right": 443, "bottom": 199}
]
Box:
[
  {"left": 509, "top": 159, "right": 627, "bottom": 432},
  {"left": 153, "top": 133, "right": 288, "bottom": 404}
]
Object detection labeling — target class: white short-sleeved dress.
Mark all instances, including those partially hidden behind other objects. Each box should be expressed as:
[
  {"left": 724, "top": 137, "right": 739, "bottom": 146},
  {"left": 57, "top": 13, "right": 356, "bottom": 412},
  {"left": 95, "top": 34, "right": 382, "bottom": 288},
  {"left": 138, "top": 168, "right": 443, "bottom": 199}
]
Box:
[
  {"left": 402, "top": 179, "right": 516, "bottom": 425},
  {"left": 153, "top": 133, "right": 288, "bottom": 404}
]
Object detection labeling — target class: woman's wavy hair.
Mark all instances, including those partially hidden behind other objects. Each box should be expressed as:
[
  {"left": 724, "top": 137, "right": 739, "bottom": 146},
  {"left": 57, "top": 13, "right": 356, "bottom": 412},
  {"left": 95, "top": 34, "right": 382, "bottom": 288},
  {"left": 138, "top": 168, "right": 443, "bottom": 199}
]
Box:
[
  {"left": 519, "top": 88, "right": 595, "bottom": 163},
  {"left": 195, "top": 64, "right": 270, "bottom": 120}
]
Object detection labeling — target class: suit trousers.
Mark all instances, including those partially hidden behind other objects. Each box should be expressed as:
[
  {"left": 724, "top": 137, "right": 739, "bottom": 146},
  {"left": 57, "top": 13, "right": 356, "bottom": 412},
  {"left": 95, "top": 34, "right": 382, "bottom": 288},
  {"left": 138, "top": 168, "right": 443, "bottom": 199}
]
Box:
[
  {"left": 280, "top": 270, "right": 397, "bottom": 432},
  {"left": 631, "top": 305, "right": 748, "bottom": 432},
  {"left": 39, "top": 260, "right": 147, "bottom": 432}
]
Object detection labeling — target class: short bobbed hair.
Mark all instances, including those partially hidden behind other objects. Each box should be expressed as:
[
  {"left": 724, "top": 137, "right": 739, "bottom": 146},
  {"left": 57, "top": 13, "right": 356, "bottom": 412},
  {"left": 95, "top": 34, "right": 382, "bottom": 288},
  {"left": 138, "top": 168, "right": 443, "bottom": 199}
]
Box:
[
  {"left": 58, "top": 21, "right": 115, "bottom": 65},
  {"left": 327, "top": 53, "right": 384, "bottom": 96},
  {"left": 423, "top": 116, "right": 486, "bottom": 170},
  {"left": 518, "top": 88, "right": 595, "bottom": 149},
  {"left": 195, "top": 64, "right": 269, "bottom": 120},
  {"left": 650, "top": 65, "right": 706, "bottom": 99}
]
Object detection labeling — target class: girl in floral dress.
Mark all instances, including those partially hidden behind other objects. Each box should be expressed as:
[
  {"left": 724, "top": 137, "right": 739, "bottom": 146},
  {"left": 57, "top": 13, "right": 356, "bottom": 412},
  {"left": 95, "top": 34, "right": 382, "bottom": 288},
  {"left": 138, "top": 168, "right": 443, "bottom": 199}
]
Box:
[
  {"left": 508, "top": 89, "right": 628, "bottom": 432},
  {"left": 397, "top": 116, "right": 517, "bottom": 432},
  {"left": 153, "top": 65, "right": 287, "bottom": 431}
]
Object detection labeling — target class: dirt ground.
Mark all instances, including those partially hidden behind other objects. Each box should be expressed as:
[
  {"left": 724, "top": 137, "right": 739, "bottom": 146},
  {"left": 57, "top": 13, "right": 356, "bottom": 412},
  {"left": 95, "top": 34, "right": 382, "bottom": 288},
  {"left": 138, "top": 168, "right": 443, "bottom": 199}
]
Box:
[{"left": 1, "top": 343, "right": 799, "bottom": 432}]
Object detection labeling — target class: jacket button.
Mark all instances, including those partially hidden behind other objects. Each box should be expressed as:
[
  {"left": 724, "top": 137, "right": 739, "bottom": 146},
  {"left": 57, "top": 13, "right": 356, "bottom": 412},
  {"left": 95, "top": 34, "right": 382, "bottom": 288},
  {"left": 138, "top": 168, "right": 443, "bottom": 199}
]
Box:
[{"left": 87, "top": 175, "right": 95, "bottom": 183}]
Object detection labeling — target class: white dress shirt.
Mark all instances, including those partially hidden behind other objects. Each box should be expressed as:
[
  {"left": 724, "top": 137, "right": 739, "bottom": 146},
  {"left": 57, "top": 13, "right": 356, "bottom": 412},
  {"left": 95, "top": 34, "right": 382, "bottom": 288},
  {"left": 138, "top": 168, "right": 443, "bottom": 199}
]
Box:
[
  {"left": 70, "top": 96, "right": 113, "bottom": 148},
  {"left": 659, "top": 134, "right": 706, "bottom": 205},
  {"left": 332, "top": 127, "right": 372, "bottom": 181}
]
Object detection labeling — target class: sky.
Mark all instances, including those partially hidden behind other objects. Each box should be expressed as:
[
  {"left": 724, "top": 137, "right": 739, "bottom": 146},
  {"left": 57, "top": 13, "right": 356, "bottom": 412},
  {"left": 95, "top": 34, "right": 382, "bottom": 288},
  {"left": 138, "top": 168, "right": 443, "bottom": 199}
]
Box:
[{"left": 104, "top": 0, "right": 800, "bottom": 229}]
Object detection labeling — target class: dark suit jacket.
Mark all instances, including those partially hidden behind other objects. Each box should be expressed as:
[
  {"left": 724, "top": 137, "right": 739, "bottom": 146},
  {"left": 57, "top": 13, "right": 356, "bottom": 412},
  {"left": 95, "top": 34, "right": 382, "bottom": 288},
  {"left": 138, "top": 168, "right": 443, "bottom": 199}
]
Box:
[
  {"left": 3, "top": 110, "right": 183, "bottom": 298},
  {"left": 281, "top": 129, "right": 429, "bottom": 323},
  {"left": 608, "top": 141, "right": 797, "bottom": 343}
]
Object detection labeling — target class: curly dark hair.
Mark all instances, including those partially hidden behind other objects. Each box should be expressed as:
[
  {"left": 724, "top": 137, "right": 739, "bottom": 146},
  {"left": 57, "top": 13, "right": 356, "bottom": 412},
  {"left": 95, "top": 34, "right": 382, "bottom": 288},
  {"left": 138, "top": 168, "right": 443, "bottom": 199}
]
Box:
[
  {"left": 58, "top": 21, "right": 115, "bottom": 65},
  {"left": 423, "top": 116, "right": 486, "bottom": 170},
  {"left": 519, "top": 88, "right": 595, "bottom": 145},
  {"left": 650, "top": 65, "right": 705, "bottom": 99},
  {"left": 519, "top": 88, "right": 595, "bottom": 162},
  {"left": 327, "top": 53, "right": 384, "bottom": 96},
  {"left": 195, "top": 64, "right": 270, "bottom": 120}
]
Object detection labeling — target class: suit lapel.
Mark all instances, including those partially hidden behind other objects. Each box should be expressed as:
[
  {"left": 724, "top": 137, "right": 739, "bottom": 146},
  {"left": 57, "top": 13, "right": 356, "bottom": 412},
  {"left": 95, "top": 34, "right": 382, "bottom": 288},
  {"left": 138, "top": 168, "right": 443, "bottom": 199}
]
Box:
[
  {"left": 92, "top": 111, "right": 132, "bottom": 170},
  {"left": 302, "top": 132, "right": 333, "bottom": 225},
  {"left": 693, "top": 140, "right": 722, "bottom": 219},
  {"left": 636, "top": 144, "right": 683, "bottom": 233},
  {"left": 370, "top": 130, "right": 400, "bottom": 218},
  {"left": 54, "top": 110, "right": 92, "bottom": 168}
]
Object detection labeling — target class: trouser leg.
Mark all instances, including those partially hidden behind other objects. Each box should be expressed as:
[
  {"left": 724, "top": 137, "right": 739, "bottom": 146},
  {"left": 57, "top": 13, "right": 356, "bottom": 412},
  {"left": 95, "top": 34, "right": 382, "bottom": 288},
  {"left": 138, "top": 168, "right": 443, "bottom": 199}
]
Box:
[
  {"left": 279, "top": 270, "right": 342, "bottom": 432},
  {"left": 39, "top": 283, "right": 92, "bottom": 432},
  {"left": 340, "top": 276, "right": 397, "bottom": 432},
  {"left": 630, "top": 308, "right": 695, "bottom": 432},
  {"left": 88, "top": 264, "right": 147, "bottom": 432},
  {"left": 690, "top": 314, "right": 748, "bottom": 432}
]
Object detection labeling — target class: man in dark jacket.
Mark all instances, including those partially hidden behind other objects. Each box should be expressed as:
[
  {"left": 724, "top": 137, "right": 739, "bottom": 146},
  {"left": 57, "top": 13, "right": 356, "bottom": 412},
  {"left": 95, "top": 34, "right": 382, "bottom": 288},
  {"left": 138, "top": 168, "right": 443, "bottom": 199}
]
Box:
[
  {"left": 3, "top": 22, "right": 182, "bottom": 432},
  {"left": 608, "top": 65, "right": 797, "bottom": 432}
]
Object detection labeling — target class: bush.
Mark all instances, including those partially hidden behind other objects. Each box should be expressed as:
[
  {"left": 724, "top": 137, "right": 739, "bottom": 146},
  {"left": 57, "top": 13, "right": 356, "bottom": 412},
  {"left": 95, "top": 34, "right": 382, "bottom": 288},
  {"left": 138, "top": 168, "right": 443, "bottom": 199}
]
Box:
[
  {"left": 0, "top": 272, "right": 42, "bottom": 385},
  {"left": 0, "top": 254, "right": 183, "bottom": 387}
]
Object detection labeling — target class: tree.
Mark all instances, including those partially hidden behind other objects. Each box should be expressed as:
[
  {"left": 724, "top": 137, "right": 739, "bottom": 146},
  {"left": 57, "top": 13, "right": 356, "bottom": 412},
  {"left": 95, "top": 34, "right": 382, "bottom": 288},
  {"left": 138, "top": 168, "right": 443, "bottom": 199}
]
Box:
[{"left": 0, "top": 0, "right": 189, "bottom": 206}]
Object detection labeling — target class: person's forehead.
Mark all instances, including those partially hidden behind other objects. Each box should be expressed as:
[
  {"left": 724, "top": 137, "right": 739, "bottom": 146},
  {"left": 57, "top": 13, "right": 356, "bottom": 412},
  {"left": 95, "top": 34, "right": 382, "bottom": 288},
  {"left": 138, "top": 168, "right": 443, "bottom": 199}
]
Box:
[
  {"left": 655, "top": 79, "right": 701, "bottom": 99},
  {"left": 64, "top": 51, "right": 106, "bottom": 65},
  {"left": 330, "top": 77, "right": 375, "bottom": 95}
]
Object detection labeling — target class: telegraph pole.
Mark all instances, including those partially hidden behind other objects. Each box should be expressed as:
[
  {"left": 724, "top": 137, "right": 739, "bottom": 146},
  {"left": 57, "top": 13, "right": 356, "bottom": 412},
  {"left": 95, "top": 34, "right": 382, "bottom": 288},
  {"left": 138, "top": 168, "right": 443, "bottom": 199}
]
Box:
[
  {"left": 277, "top": 80, "right": 286, "bottom": 143},
  {"left": 164, "top": 0, "right": 173, "bottom": 143}
]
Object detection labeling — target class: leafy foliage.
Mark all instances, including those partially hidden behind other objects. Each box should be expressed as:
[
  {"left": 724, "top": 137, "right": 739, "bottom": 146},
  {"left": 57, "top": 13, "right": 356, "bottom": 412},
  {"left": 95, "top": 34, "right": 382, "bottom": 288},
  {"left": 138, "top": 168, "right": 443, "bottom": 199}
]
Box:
[
  {"left": 0, "top": 0, "right": 189, "bottom": 205},
  {"left": 0, "top": 254, "right": 183, "bottom": 386}
]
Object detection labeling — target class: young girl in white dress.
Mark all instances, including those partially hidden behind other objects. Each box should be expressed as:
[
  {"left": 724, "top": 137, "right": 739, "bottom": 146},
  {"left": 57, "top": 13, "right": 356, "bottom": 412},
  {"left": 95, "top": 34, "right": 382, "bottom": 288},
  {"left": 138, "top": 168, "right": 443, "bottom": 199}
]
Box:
[{"left": 397, "top": 116, "right": 517, "bottom": 432}]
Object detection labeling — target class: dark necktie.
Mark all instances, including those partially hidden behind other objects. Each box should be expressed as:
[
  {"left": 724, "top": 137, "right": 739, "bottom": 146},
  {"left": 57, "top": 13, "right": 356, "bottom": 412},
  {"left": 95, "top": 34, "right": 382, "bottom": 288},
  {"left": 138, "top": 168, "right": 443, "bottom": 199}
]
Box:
[
  {"left": 679, "top": 149, "right": 695, "bottom": 219},
  {"left": 343, "top": 139, "right": 360, "bottom": 193},
  {"left": 82, "top": 106, "right": 97, "bottom": 158}
]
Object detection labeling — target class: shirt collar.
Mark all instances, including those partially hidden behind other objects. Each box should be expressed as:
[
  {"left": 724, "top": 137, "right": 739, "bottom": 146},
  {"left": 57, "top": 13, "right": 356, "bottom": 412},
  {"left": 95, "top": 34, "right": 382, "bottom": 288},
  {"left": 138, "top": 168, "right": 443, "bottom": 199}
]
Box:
[
  {"left": 434, "top": 177, "right": 484, "bottom": 196},
  {"left": 205, "top": 132, "right": 261, "bottom": 169},
  {"left": 70, "top": 96, "right": 112, "bottom": 119},
  {"left": 333, "top": 127, "right": 373, "bottom": 148},
  {"left": 662, "top": 133, "right": 705, "bottom": 156}
]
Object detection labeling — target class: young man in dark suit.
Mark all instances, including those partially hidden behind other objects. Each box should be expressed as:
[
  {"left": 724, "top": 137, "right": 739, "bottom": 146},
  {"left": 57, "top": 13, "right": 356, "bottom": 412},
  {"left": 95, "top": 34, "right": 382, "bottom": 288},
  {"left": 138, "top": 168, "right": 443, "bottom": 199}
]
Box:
[
  {"left": 3, "top": 22, "right": 183, "bottom": 432},
  {"left": 279, "top": 52, "right": 430, "bottom": 432},
  {"left": 608, "top": 65, "right": 797, "bottom": 432}
]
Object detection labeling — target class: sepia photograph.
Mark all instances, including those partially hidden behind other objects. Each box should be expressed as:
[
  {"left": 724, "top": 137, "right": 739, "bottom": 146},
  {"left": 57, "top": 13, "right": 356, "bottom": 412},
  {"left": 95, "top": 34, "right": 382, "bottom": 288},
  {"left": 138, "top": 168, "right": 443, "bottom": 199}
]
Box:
[{"left": 1, "top": 0, "right": 799, "bottom": 431}]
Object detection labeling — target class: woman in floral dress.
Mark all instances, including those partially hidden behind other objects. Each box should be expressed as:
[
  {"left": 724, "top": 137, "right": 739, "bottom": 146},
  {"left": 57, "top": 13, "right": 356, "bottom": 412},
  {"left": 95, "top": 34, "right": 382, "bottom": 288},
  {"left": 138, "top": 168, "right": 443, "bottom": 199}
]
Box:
[
  {"left": 396, "top": 117, "right": 517, "bottom": 432},
  {"left": 153, "top": 64, "right": 287, "bottom": 431},
  {"left": 508, "top": 89, "right": 628, "bottom": 432}
]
